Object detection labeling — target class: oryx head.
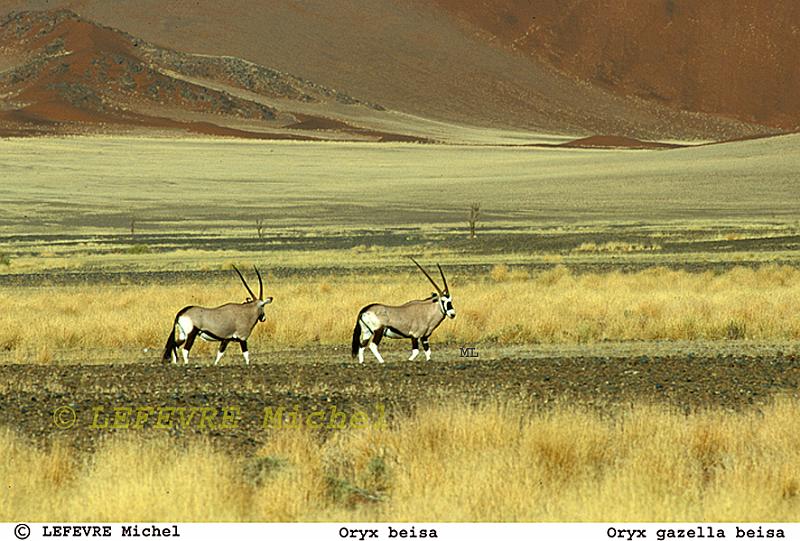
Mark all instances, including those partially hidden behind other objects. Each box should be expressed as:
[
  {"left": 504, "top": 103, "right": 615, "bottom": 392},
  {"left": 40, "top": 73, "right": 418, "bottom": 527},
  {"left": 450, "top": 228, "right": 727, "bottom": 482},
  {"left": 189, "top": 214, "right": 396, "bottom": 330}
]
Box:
[
  {"left": 410, "top": 257, "right": 455, "bottom": 319},
  {"left": 232, "top": 265, "right": 273, "bottom": 321}
]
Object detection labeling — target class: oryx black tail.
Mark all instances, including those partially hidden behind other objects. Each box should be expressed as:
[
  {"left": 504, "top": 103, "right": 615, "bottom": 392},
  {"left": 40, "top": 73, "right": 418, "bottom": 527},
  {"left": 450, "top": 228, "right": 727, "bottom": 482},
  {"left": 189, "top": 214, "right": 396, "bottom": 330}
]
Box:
[
  {"left": 161, "top": 325, "right": 178, "bottom": 362},
  {"left": 351, "top": 320, "right": 361, "bottom": 358},
  {"left": 162, "top": 307, "right": 190, "bottom": 363},
  {"left": 351, "top": 306, "right": 371, "bottom": 358}
]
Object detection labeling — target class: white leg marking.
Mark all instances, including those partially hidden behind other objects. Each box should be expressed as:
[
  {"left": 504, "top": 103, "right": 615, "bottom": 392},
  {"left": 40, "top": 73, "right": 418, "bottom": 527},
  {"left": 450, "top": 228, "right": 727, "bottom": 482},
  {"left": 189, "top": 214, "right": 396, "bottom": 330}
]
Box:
[
  {"left": 408, "top": 349, "right": 420, "bottom": 361},
  {"left": 182, "top": 348, "right": 189, "bottom": 365},
  {"left": 357, "top": 348, "right": 365, "bottom": 364},
  {"left": 214, "top": 350, "right": 224, "bottom": 366},
  {"left": 424, "top": 348, "right": 431, "bottom": 361},
  {"left": 369, "top": 342, "right": 385, "bottom": 364},
  {"left": 243, "top": 350, "right": 250, "bottom": 365}
]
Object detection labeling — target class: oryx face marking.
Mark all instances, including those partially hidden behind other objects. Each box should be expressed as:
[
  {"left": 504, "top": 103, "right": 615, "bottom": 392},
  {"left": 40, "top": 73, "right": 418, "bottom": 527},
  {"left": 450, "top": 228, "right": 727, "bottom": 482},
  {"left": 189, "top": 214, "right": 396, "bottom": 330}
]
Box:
[
  {"left": 162, "top": 266, "right": 273, "bottom": 366},
  {"left": 439, "top": 294, "right": 456, "bottom": 319},
  {"left": 351, "top": 257, "right": 454, "bottom": 363},
  {"left": 257, "top": 297, "right": 273, "bottom": 322}
]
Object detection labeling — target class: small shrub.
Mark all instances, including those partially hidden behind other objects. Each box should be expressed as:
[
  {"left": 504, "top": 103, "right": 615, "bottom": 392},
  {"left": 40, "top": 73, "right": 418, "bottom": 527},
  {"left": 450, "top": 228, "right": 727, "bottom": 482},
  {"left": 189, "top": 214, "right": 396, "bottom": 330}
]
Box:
[
  {"left": 782, "top": 478, "right": 800, "bottom": 500},
  {"left": 724, "top": 320, "right": 747, "bottom": 340},
  {"left": 36, "top": 344, "right": 53, "bottom": 364},
  {"left": 244, "top": 456, "right": 287, "bottom": 487},
  {"left": 535, "top": 265, "right": 572, "bottom": 286},
  {"left": 125, "top": 244, "right": 151, "bottom": 255},
  {"left": 490, "top": 264, "right": 510, "bottom": 282},
  {"left": 0, "top": 333, "right": 21, "bottom": 351},
  {"left": 221, "top": 261, "right": 248, "bottom": 271},
  {"left": 573, "top": 242, "right": 662, "bottom": 253},
  {"left": 489, "top": 264, "right": 529, "bottom": 282}
]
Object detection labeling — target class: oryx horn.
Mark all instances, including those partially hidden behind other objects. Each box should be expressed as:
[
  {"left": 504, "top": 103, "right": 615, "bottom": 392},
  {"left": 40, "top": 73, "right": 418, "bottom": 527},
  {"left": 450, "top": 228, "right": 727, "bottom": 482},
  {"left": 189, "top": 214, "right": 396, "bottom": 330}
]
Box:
[
  {"left": 232, "top": 265, "right": 257, "bottom": 300},
  {"left": 437, "top": 263, "right": 449, "bottom": 295},
  {"left": 409, "top": 256, "right": 443, "bottom": 295},
  {"left": 254, "top": 266, "right": 263, "bottom": 300}
]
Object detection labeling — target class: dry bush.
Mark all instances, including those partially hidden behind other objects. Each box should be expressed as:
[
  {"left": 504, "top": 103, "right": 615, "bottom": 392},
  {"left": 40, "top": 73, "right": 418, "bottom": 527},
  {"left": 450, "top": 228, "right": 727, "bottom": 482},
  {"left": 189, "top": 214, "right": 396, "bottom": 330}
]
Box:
[
  {"left": 573, "top": 242, "right": 662, "bottom": 253},
  {"left": 489, "top": 264, "right": 529, "bottom": 282}
]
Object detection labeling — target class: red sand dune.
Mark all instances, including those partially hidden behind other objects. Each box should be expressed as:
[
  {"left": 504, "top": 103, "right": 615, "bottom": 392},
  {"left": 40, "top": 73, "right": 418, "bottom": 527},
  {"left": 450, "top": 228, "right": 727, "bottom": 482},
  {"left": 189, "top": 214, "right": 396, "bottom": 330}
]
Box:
[
  {"left": 0, "top": 2, "right": 796, "bottom": 142},
  {"left": 0, "top": 1, "right": 786, "bottom": 142},
  {"left": 434, "top": 0, "right": 800, "bottom": 131},
  {"left": 0, "top": 10, "right": 421, "bottom": 140}
]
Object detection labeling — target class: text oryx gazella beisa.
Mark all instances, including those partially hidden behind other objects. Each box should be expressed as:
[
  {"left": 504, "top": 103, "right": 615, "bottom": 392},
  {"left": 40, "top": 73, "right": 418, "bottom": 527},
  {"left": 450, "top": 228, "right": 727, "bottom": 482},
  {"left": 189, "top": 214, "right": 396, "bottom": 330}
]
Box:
[
  {"left": 351, "top": 257, "right": 456, "bottom": 363},
  {"left": 162, "top": 266, "right": 273, "bottom": 365}
]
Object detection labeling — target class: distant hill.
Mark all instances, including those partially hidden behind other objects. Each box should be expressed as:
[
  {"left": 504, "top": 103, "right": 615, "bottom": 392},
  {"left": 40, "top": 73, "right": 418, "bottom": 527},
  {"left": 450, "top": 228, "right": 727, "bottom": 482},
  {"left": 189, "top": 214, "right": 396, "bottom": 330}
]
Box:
[
  {"left": 0, "top": 2, "right": 792, "bottom": 142},
  {"left": 0, "top": 10, "right": 421, "bottom": 140},
  {"left": 434, "top": 0, "right": 800, "bottom": 131}
]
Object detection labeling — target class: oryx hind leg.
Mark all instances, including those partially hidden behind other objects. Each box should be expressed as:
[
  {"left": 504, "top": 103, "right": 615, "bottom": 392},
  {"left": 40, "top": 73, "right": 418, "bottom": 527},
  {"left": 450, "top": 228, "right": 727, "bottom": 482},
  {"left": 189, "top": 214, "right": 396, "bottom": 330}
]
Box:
[
  {"left": 175, "top": 315, "right": 196, "bottom": 365},
  {"left": 368, "top": 328, "right": 386, "bottom": 364},
  {"left": 357, "top": 315, "right": 377, "bottom": 364},
  {"left": 170, "top": 338, "right": 180, "bottom": 364},
  {"left": 214, "top": 340, "right": 230, "bottom": 366},
  {"left": 171, "top": 324, "right": 186, "bottom": 364}
]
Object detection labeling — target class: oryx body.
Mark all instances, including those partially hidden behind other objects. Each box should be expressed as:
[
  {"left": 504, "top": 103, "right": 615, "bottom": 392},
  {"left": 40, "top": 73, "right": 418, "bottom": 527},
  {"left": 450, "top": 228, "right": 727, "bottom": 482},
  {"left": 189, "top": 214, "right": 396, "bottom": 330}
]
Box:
[
  {"left": 162, "top": 267, "right": 272, "bottom": 365},
  {"left": 351, "top": 258, "right": 455, "bottom": 363}
]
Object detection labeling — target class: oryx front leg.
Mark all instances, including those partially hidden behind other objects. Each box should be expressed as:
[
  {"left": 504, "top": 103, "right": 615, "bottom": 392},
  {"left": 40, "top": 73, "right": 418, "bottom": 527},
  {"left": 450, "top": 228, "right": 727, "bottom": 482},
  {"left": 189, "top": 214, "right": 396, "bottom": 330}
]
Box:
[
  {"left": 214, "top": 340, "right": 230, "bottom": 366},
  {"left": 408, "top": 338, "right": 420, "bottom": 361},
  {"left": 239, "top": 340, "right": 250, "bottom": 365},
  {"left": 422, "top": 337, "right": 431, "bottom": 361}
]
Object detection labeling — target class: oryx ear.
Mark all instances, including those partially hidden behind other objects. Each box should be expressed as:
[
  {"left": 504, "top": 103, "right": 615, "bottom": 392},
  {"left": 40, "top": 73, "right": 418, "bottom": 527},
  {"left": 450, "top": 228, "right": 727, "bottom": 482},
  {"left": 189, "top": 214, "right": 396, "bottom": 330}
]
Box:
[{"left": 260, "top": 297, "right": 273, "bottom": 305}]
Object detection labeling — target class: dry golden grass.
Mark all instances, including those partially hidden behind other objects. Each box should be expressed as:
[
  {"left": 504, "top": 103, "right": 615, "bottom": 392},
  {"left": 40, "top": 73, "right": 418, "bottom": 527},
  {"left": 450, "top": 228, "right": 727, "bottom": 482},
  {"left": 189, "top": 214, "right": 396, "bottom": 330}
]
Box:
[
  {"left": 3, "top": 398, "right": 800, "bottom": 521},
  {"left": 1, "top": 264, "right": 799, "bottom": 363}
]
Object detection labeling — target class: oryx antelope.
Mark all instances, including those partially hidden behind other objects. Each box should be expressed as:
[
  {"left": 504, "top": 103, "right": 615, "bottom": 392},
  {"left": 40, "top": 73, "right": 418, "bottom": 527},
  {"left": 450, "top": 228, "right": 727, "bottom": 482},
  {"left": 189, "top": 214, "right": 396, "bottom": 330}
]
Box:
[
  {"left": 351, "top": 257, "right": 455, "bottom": 363},
  {"left": 162, "top": 266, "right": 273, "bottom": 365}
]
